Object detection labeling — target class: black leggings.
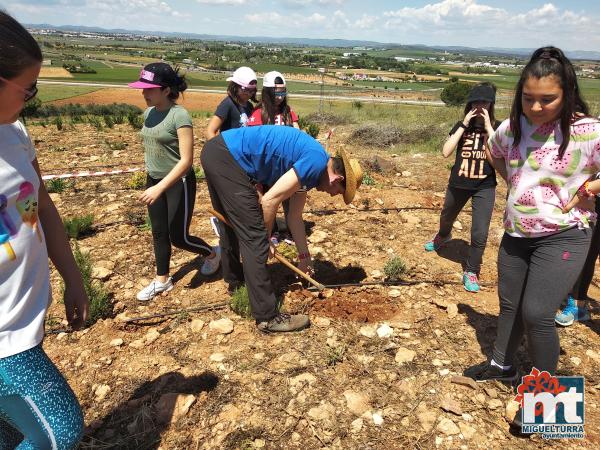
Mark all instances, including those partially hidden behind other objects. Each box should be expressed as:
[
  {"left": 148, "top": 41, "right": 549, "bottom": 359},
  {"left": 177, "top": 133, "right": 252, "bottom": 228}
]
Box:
[
  {"left": 147, "top": 172, "right": 212, "bottom": 276},
  {"left": 438, "top": 186, "right": 495, "bottom": 273},
  {"left": 493, "top": 226, "right": 592, "bottom": 374},
  {"left": 571, "top": 201, "right": 600, "bottom": 299}
]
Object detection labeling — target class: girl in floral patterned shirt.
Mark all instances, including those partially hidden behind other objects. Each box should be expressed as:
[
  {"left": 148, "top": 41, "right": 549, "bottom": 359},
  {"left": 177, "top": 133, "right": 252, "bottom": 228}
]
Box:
[{"left": 464, "top": 47, "right": 600, "bottom": 428}]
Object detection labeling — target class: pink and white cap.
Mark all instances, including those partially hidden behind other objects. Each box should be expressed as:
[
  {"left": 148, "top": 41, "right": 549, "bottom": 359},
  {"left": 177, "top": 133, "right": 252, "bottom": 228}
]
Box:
[
  {"left": 128, "top": 69, "right": 163, "bottom": 89},
  {"left": 226, "top": 66, "right": 257, "bottom": 88}
]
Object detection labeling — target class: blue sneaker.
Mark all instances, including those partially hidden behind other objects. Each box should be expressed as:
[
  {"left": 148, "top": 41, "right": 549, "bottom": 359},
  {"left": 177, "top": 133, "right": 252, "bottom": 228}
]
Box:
[
  {"left": 555, "top": 296, "right": 590, "bottom": 326},
  {"left": 463, "top": 271, "right": 480, "bottom": 293},
  {"left": 424, "top": 233, "right": 451, "bottom": 252}
]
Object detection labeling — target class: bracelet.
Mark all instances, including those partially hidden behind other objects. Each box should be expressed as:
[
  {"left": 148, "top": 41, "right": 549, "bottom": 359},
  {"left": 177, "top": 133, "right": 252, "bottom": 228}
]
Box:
[
  {"left": 577, "top": 180, "right": 595, "bottom": 199},
  {"left": 298, "top": 252, "right": 310, "bottom": 260},
  {"left": 458, "top": 122, "right": 467, "bottom": 130}
]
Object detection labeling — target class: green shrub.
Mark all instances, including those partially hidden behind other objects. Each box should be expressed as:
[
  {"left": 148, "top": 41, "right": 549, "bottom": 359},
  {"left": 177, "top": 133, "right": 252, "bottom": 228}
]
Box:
[
  {"left": 88, "top": 115, "right": 103, "bottom": 131},
  {"left": 103, "top": 115, "right": 114, "bottom": 129},
  {"left": 352, "top": 100, "right": 363, "bottom": 110},
  {"left": 441, "top": 81, "right": 471, "bottom": 106},
  {"left": 127, "top": 112, "right": 143, "bottom": 130},
  {"left": 113, "top": 114, "right": 125, "bottom": 125},
  {"left": 69, "top": 245, "right": 111, "bottom": 326},
  {"left": 362, "top": 173, "right": 376, "bottom": 186},
  {"left": 106, "top": 139, "right": 127, "bottom": 151},
  {"left": 193, "top": 166, "right": 205, "bottom": 180},
  {"left": 230, "top": 285, "right": 252, "bottom": 318},
  {"left": 63, "top": 214, "right": 94, "bottom": 239},
  {"left": 20, "top": 97, "right": 42, "bottom": 124},
  {"left": 53, "top": 115, "right": 63, "bottom": 131},
  {"left": 127, "top": 171, "right": 147, "bottom": 190},
  {"left": 383, "top": 256, "right": 407, "bottom": 281},
  {"left": 45, "top": 178, "right": 74, "bottom": 193},
  {"left": 305, "top": 122, "right": 320, "bottom": 138}
]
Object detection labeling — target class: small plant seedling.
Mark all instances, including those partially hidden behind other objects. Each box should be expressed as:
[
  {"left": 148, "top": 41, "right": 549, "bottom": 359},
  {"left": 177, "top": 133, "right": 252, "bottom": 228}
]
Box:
[
  {"left": 127, "top": 171, "right": 147, "bottom": 190},
  {"left": 63, "top": 214, "right": 94, "bottom": 239},
  {"left": 230, "top": 285, "right": 252, "bottom": 318},
  {"left": 384, "top": 256, "right": 407, "bottom": 281}
]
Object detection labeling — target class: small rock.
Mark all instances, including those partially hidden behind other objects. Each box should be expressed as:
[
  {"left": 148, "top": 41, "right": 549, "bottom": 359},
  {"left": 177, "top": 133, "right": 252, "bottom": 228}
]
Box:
[
  {"left": 440, "top": 395, "right": 462, "bottom": 416},
  {"left": 570, "top": 356, "right": 582, "bottom": 366},
  {"left": 190, "top": 319, "right": 205, "bottom": 333},
  {"left": 388, "top": 289, "right": 401, "bottom": 298},
  {"left": 505, "top": 400, "right": 520, "bottom": 422},
  {"left": 459, "top": 422, "right": 476, "bottom": 440},
  {"left": 388, "top": 316, "right": 411, "bottom": 329},
  {"left": 376, "top": 324, "right": 393, "bottom": 338},
  {"left": 94, "top": 384, "right": 111, "bottom": 401},
  {"left": 394, "top": 347, "right": 416, "bottom": 365},
  {"left": 155, "top": 393, "right": 196, "bottom": 425},
  {"left": 371, "top": 269, "right": 383, "bottom": 279},
  {"left": 145, "top": 329, "right": 160, "bottom": 344},
  {"left": 439, "top": 369, "right": 450, "bottom": 376},
  {"left": 585, "top": 349, "right": 600, "bottom": 362},
  {"left": 487, "top": 399, "right": 503, "bottom": 410},
  {"left": 209, "top": 353, "right": 226, "bottom": 362},
  {"left": 453, "top": 221, "right": 463, "bottom": 231},
  {"left": 307, "top": 402, "right": 335, "bottom": 421},
  {"left": 416, "top": 406, "right": 437, "bottom": 432},
  {"left": 433, "top": 298, "right": 448, "bottom": 309},
  {"left": 401, "top": 171, "right": 412, "bottom": 177},
  {"left": 446, "top": 303, "right": 458, "bottom": 319},
  {"left": 209, "top": 318, "right": 234, "bottom": 334},
  {"left": 372, "top": 412, "right": 384, "bottom": 426},
  {"left": 92, "top": 267, "right": 112, "bottom": 281},
  {"left": 350, "top": 418, "right": 363, "bottom": 433},
  {"left": 484, "top": 387, "right": 498, "bottom": 399},
  {"left": 109, "top": 338, "right": 123, "bottom": 347},
  {"left": 56, "top": 332, "right": 67, "bottom": 341},
  {"left": 129, "top": 339, "right": 144, "bottom": 349},
  {"left": 343, "top": 391, "right": 371, "bottom": 416},
  {"left": 313, "top": 317, "right": 331, "bottom": 327},
  {"left": 359, "top": 325, "right": 378, "bottom": 338},
  {"left": 253, "top": 439, "right": 266, "bottom": 448},
  {"left": 436, "top": 417, "right": 460, "bottom": 435},
  {"left": 450, "top": 375, "right": 478, "bottom": 390},
  {"left": 309, "top": 230, "right": 328, "bottom": 244}
]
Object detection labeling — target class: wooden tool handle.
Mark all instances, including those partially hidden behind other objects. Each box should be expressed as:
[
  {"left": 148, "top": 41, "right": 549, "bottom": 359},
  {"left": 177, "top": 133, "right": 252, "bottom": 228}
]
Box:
[{"left": 208, "top": 208, "right": 325, "bottom": 291}]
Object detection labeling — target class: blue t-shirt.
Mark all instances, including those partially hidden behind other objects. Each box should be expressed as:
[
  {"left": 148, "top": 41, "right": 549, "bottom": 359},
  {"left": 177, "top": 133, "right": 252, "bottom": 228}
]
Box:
[{"left": 222, "top": 126, "right": 329, "bottom": 189}]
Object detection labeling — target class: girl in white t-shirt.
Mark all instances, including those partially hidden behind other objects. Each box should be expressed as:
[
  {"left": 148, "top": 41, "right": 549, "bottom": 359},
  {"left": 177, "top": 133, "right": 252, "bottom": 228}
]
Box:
[{"left": 0, "top": 12, "right": 88, "bottom": 449}]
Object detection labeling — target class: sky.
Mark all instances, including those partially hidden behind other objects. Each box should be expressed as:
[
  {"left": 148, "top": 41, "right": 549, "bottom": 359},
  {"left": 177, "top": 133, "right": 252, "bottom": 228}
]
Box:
[{"left": 3, "top": 0, "right": 599, "bottom": 51}]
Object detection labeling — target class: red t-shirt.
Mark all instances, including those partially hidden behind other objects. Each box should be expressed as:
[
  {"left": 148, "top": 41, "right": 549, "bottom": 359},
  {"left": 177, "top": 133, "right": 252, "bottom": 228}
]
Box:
[{"left": 248, "top": 108, "right": 298, "bottom": 126}]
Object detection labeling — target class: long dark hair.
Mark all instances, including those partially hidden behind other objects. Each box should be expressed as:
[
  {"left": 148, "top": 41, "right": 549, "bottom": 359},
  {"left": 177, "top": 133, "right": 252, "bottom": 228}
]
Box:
[
  {"left": 226, "top": 81, "right": 257, "bottom": 106},
  {"left": 463, "top": 82, "right": 497, "bottom": 132},
  {"left": 510, "top": 46, "right": 589, "bottom": 157},
  {"left": 258, "top": 77, "right": 293, "bottom": 125},
  {"left": 164, "top": 65, "right": 187, "bottom": 101},
  {"left": 0, "top": 11, "right": 42, "bottom": 80}
]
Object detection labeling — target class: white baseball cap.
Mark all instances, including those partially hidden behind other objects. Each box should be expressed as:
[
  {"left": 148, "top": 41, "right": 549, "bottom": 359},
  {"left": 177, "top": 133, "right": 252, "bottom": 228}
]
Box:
[
  {"left": 226, "top": 66, "right": 257, "bottom": 88},
  {"left": 263, "top": 71, "right": 286, "bottom": 88}
]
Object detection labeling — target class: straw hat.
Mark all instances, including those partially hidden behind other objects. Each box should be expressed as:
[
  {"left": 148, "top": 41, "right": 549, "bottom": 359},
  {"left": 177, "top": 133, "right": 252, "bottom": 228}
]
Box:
[{"left": 337, "top": 148, "right": 363, "bottom": 204}]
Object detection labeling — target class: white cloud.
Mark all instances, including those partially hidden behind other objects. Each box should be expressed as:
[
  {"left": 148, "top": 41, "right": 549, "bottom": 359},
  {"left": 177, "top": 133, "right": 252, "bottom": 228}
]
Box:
[{"left": 245, "top": 11, "right": 326, "bottom": 27}]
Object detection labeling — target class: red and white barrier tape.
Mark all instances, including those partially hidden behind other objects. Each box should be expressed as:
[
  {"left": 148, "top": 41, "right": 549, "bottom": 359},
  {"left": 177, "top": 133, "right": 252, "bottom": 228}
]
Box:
[{"left": 42, "top": 167, "right": 143, "bottom": 181}]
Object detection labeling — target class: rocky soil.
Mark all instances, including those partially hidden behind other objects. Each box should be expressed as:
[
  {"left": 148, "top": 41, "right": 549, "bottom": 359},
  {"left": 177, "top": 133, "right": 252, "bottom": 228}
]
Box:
[{"left": 29, "top": 119, "right": 600, "bottom": 449}]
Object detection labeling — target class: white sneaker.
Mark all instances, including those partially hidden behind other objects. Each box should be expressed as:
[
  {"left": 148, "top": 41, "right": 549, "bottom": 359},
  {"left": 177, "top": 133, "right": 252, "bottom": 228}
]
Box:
[
  {"left": 201, "top": 246, "right": 221, "bottom": 276},
  {"left": 136, "top": 277, "right": 173, "bottom": 301}
]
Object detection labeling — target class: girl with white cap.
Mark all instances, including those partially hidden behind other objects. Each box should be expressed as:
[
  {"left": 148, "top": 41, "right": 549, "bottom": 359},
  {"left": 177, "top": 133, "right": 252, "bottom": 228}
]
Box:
[
  {"left": 206, "top": 66, "right": 257, "bottom": 139},
  {"left": 248, "top": 71, "right": 299, "bottom": 128}
]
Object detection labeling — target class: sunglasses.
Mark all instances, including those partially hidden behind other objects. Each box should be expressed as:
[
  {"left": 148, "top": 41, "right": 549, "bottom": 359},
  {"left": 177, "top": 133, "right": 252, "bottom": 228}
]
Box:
[
  {"left": 274, "top": 91, "right": 287, "bottom": 98},
  {"left": 0, "top": 76, "right": 38, "bottom": 101}
]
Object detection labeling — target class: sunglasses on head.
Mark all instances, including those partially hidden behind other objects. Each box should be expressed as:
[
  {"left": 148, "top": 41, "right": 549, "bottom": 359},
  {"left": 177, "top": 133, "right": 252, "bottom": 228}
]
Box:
[{"left": 0, "top": 76, "right": 38, "bottom": 101}]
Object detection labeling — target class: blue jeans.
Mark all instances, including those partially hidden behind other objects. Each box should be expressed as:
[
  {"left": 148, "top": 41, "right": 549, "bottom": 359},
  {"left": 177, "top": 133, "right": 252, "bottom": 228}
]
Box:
[{"left": 0, "top": 345, "right": 83, "bottom": 450}]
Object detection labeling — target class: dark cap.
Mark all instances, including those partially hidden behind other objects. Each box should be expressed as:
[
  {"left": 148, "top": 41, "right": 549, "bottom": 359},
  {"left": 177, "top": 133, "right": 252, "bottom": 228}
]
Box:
[
  {"left": 467, "top": 84, "right": 496, "bottom": 104},
  {"left": 128, "top": 62, "right": 178, "bottom": 89}
]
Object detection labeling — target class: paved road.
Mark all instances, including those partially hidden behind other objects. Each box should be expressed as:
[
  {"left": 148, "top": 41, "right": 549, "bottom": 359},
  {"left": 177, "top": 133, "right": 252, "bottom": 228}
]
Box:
[{"left": 39, "top": 79, "right": 447, "bottom": 107}]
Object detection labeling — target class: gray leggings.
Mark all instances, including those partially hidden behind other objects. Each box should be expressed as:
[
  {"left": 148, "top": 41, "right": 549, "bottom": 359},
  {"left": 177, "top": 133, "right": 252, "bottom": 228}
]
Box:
[
  {"left": 438, "top": 186, "right": 495, "bottom": 273},
  {"left": 493, "top": 226, "right": 592, "bottom": 373}
]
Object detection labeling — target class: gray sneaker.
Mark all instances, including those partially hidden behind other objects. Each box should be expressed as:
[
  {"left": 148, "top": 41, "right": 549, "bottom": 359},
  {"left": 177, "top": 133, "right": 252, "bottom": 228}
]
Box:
[{"left": 257, "top": 313, "right": 310, "bottom": 333}]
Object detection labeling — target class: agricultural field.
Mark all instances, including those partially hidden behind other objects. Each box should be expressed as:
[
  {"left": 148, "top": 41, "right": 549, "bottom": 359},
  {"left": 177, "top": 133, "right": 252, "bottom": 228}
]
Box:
[{"left": 27, "top": 98, "right": 600, "bottom": 448}]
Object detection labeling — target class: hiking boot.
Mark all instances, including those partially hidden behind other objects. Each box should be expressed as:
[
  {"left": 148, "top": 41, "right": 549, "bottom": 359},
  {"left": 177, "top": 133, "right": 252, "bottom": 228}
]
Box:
[
  {"left": 509, "top": 407, "right": 534, "bottom": 436},
  {"left": 424, "top": 233, "right": 451, "bottom": 252},
  {"left": 137, "top": 277, "right": 173, "bottom": 301},
  {"left": 257, "top": 313, "right": 310, "bottom": 333},
  {"left": 464, "top": 360, "right": 518, "bottom": 383},
  {"left": 555, "top": 295, "right": 590, "bottom": 326},
  {"left": 463, "top": 271, "right": 480, "bottom": 293},
  {"left": 201, "top": 246, "right": 221, "bottom": 276}
]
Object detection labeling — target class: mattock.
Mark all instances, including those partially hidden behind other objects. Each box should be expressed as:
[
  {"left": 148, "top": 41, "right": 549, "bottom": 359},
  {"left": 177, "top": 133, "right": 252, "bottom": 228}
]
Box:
[{"left": 208, "top": 208, "right": 325, "bottom": 291}]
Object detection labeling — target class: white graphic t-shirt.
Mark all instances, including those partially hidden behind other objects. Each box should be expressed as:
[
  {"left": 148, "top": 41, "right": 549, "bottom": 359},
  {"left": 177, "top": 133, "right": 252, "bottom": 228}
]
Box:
[{"left": 0, "top": 120, "right": 49, "bottom": 358}]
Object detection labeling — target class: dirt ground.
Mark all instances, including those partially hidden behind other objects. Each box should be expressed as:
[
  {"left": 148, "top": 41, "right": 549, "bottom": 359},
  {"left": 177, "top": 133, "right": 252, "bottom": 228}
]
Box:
[
  {"left": 40, "top": 66, "right": 73, "bottom": 78},
  {"left": 29, "top": 118, "right": 600, "bottom": 449}
]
